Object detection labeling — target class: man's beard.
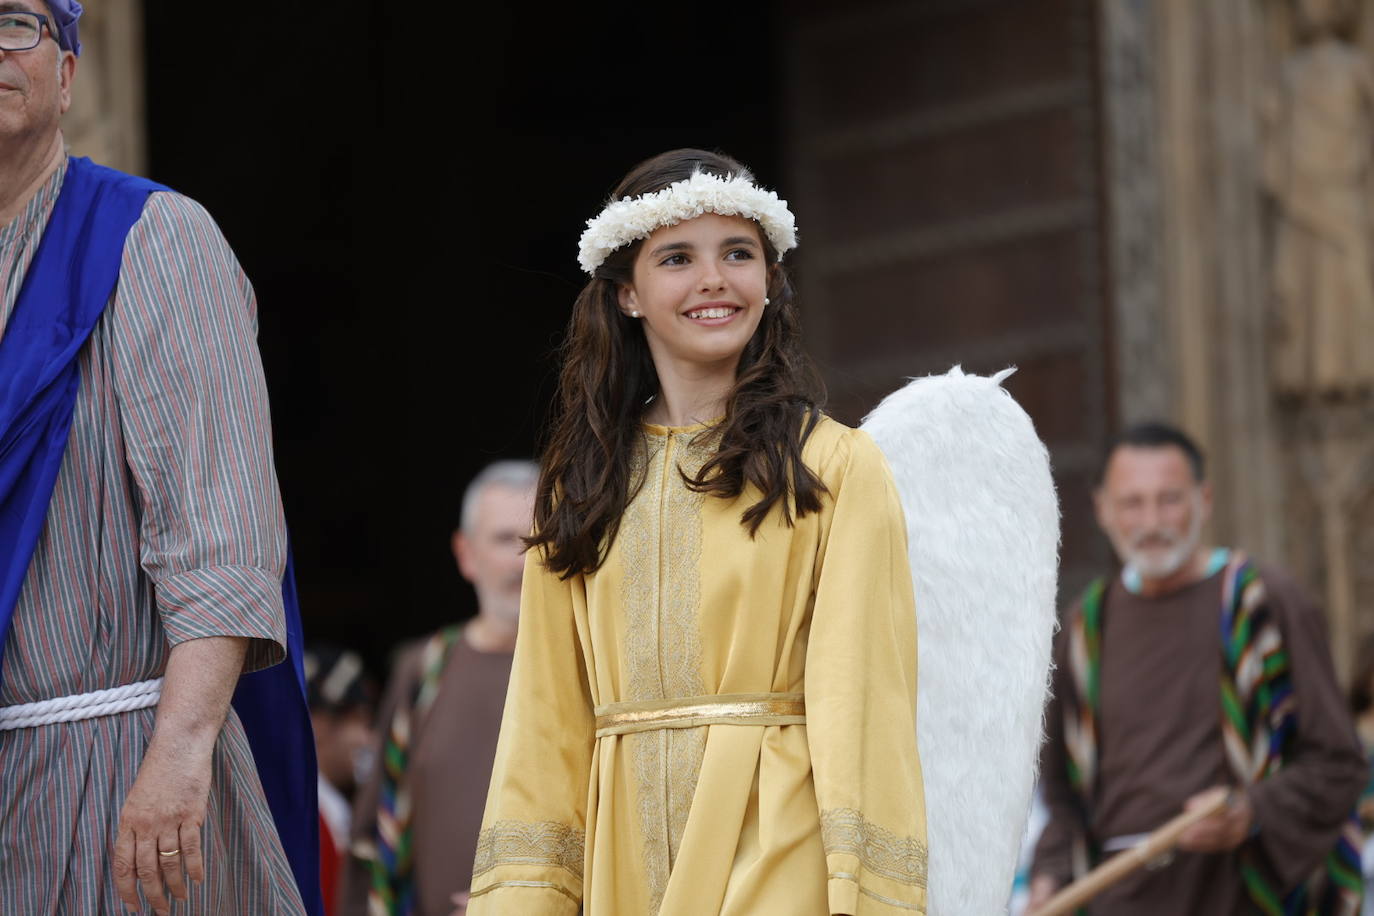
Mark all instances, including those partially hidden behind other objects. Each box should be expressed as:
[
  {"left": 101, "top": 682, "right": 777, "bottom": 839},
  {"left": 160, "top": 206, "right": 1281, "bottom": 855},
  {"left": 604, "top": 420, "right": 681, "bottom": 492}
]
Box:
[
  {"left": 1118, "top": 504, "right": 1203, "bottom": 581},
  {"left": 483, "top": 580, "right": 524, "bottom": 625}
]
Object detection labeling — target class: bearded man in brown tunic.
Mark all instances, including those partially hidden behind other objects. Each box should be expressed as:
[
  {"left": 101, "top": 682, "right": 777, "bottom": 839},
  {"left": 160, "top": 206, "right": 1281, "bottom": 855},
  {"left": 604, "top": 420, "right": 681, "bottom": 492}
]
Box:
[{"left": 1027, "top": 423, "right": 1366, "bottom": 916}]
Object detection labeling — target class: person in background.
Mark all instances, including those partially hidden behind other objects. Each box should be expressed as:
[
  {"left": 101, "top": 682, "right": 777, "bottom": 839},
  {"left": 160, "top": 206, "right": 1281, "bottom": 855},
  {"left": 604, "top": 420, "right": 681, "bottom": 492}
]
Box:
[
  {"left": 305, "top": 645, "right": 377, "bottom": 916},
  {"left": 1348, "top": 637, "right": 1374, "bottom": 916},
  {"left": 1028, "top": 422, "right": 1365, "bottom": 915},
  {"left": 344, "top": 460, "right": 538, "bottom": 916}
]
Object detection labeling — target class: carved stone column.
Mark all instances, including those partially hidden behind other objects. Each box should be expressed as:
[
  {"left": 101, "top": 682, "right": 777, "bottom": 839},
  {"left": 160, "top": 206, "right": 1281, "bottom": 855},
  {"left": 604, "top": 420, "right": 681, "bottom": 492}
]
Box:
[
  {"left": 1283, "top": 404, "right": 1374, "bottom": 682},
  {"left": 1099, "top": 0, "right": 1284, "bottom": 562},
  {"left": 1260, "top": 0, "right": 1374, "bottom": 683},
  {"left": 1100, "top": 0, "right": 1374, "bottom": 682},
  {"left": 1099, "top": 0, "right": 1172, "bottom": 425},
  {"left": 62, "top": 0, "right": 145, "bottom": 174}
]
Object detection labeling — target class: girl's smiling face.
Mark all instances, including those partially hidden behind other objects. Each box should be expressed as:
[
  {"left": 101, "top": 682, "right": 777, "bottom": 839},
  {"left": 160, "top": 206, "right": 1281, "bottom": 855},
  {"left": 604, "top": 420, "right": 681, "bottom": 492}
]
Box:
[{"left": 617, "top": 212, "right": 769, "bottom": 374}]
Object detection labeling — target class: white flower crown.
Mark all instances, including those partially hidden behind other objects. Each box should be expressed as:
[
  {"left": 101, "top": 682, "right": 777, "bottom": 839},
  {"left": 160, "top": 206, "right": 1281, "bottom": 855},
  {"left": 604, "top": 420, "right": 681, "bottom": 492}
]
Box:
[{"left": 577, "top": 170, "right": 798, "bottom": 275}]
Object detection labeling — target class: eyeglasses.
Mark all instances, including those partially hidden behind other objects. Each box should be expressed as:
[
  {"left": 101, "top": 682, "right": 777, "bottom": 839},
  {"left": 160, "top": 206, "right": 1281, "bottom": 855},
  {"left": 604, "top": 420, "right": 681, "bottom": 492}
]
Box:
[{"left": 0, "top": 12, "right": 51, "bottom": 52}]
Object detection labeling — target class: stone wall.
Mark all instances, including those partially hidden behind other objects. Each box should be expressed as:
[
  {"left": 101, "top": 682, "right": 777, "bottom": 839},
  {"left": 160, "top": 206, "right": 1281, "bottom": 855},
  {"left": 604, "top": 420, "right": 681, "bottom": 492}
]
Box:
[
  {"left": 783, "top": 0, "right": 1373, "bottom": 679},
  {"left": 1101, "top": 0, "right": 1374, "bottom": 681},
  {"left": 62, "top": 0, "right": 144, "bottom": 174}
]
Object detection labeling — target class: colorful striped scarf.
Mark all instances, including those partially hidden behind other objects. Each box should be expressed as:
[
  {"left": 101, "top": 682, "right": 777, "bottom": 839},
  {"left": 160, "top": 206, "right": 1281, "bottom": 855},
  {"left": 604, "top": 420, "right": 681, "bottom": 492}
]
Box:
[
  {"left": 368, "top": 625, "right": 464, "bottom": 916},
  {"left": 1065, "top": 554, "right": 1362, "bottom": 915}
]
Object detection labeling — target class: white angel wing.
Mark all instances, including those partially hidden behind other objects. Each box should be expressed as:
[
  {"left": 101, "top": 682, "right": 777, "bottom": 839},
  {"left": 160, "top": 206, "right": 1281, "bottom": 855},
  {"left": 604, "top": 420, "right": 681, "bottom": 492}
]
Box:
[{"left": 861, "top": 366, "right": 1060, "bottom": 916}]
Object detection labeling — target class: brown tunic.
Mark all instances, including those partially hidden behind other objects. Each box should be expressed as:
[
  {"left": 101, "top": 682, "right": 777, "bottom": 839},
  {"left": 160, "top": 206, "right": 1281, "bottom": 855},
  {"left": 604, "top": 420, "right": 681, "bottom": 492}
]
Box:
[
  {"left": 1032, "top": 562, "right": 1366, "bottom": 915},
  {"left": 342, "top": 629, "right": 513, "bottom": 916}
]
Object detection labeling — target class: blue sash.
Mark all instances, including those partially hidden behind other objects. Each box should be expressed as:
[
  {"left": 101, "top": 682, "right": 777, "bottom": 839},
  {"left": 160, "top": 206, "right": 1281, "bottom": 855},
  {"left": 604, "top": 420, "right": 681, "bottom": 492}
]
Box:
[
  {"left": 0, "top": 157, "right": 161, "bottom": 639},
  {"left": 235, "top": 551, "right": 325, "bottom": 916},
  {"left": 0, "top": 157, "right": 322, "bottom": 915}
]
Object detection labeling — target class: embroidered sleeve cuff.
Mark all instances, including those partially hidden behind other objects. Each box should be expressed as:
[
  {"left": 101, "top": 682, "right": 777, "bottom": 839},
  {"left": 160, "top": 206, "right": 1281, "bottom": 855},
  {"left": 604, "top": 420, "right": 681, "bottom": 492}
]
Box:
[
  {"left": 466, "top": 871, "right": 581, "bottom": 915},
  {"left": 829, "top": 871, "right": 861, "bottom": 914},
  {"left": 155, "top": 565, "right": 287, "bottom": 673},
  {"left": 468, "top": 820, "right": 584, "bottom": 914},
  {"left": 827, "top": 856, "right": 928, "bottom": 914},
  {"left": 821, "top": 808, "right": 928, "bottom": 913}
]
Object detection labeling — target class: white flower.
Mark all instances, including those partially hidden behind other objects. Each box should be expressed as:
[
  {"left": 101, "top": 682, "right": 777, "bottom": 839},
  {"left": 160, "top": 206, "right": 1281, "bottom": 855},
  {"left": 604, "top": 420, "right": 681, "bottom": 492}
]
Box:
[{"left": 577, "top": 170, "right": 799, "bottom": 274}]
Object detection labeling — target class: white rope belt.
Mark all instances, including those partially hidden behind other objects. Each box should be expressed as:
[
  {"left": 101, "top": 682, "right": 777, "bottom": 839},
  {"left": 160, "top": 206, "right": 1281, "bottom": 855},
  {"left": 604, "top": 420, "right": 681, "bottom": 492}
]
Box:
[
  {"left": 0, "top": 677, "right": 163, "bottom": 731},
  {"left": 1101, "top": 832, "right": 1152, "bottom": 852}
]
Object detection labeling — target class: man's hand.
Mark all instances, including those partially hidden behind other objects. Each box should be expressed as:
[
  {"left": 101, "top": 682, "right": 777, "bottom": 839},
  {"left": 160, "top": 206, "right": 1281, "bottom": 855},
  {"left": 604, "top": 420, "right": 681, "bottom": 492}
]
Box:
[
  {"left": 113, "top": 740, "right": 212, "bottom": 914},
  {"left": 1024, "top": 874, "right": 1061, "bottom": 914},
  {"left": 1176, "top": 786, "right": 1252, "bottom": 853},
  {"left": 112, "top": 636, "right": 247, "bottom": 914}
]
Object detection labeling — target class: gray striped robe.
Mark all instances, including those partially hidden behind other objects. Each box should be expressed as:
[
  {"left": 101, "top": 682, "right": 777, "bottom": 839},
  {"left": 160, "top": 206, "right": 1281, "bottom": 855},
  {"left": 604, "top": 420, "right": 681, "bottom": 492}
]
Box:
[{"left": 0, "top": 159, "right": 305, "bottom": 914}]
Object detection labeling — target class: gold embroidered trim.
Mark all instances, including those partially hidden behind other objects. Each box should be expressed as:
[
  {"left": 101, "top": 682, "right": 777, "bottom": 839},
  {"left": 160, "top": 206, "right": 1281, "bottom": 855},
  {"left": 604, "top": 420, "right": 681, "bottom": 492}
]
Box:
[
  {"left": 620, "top": 434, "right": 662, "bottom": 704},
  {"left": 829, "top": 872, "right": 928, "bottom": 912},
  {"left": 858, "top": 885, "right": 926, "bottom": 912},
  {"left": 618, "top": 429, "right": 714, "bottom": 910},
  {"left": 594, "top": 693, "right": 806, "bottom": 736},
  {"left": 467, "top": 880, "right": 581, "bottom": 904},
  {"left": 472, "top": 820, "right": 585, "bottom": 879},
  {"left": 659, "top": 433, "right": 709, "bottom": 707},
  {"left": 821, "top": 808, "right": 929, "bottom": 888},
  {"left": 661, "top": 431, "right": 713, "bottom": 873},
  {"left": 666, "top": 718, "right": 706, "bottom": 873},
  {"left": 620, "top": 436, "right": 670, "bottom": 906}
]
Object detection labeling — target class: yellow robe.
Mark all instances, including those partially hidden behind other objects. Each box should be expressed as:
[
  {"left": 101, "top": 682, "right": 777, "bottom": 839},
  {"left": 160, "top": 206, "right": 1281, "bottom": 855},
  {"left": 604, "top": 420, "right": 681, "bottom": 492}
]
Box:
[{"left": 468, "top": 416, "right": 928, "bottom": 915}]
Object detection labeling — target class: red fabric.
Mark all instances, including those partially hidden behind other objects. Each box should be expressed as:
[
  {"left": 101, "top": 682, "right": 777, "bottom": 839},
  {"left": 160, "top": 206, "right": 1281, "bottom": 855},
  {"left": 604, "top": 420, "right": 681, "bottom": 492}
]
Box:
[{"left": 319, "top": 812, "right": 340, "bottom": 916}]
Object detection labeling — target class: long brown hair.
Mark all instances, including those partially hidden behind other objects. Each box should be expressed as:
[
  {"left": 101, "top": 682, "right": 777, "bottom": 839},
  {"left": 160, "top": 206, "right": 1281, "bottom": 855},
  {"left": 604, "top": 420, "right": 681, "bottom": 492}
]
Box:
[{"left": 529, "top": 149, "right": 827, "bottom": 578}]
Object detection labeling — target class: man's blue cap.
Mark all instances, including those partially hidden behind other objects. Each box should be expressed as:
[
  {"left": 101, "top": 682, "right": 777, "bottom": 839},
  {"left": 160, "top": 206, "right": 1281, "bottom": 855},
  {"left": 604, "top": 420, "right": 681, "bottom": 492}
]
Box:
[{"left": 43, "top": 0, "right": 82, "bottom": 56}]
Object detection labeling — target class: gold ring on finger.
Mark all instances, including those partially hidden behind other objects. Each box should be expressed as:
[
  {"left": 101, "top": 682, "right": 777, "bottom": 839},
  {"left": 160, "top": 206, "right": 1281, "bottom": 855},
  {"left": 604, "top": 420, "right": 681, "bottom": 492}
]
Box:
[{"left": 158, "top": 849, "right": 181, "bottom": 857}]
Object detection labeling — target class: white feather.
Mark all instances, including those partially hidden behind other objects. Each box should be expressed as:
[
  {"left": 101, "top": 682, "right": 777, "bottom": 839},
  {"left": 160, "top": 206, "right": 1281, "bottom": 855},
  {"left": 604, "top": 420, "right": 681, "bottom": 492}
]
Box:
[{"left": 861, "top": 366, "right": 1060, "bottom": 916}]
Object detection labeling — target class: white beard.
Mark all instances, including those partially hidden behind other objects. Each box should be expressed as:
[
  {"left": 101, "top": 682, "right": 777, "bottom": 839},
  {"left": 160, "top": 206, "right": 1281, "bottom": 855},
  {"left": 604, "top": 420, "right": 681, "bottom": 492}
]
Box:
[{"left": 1119, "top": 499, "right": 1203, "bottom": 581}]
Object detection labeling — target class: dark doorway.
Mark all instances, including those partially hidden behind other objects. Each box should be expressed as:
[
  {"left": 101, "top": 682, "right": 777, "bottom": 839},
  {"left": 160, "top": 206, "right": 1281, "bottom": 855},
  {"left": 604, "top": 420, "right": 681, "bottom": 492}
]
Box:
[{"left": 143, "top": 2, "right": 781, "bottom": 670}]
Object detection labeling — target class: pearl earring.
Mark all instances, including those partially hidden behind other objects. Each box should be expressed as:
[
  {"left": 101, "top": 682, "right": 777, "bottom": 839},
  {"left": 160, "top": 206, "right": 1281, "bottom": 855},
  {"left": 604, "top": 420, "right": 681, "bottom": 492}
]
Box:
[
  {"left": 763, "top": 297, "right": 771, "bottom": 306},
  {"left": 630, "top": 310, "right": 641, "bottom": 318}
]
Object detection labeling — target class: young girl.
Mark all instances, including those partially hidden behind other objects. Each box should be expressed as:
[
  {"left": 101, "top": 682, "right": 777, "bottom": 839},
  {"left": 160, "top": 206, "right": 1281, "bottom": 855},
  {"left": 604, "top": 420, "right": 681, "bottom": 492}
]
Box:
[{"left": 466, "top": 149, "right": 926, "bottom": 915}]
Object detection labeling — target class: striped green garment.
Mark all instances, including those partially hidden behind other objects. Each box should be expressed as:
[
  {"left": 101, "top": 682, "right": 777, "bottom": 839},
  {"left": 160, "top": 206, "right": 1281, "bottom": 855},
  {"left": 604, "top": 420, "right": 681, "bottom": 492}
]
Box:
[
  {"left": 1217, "top": 563, "right": 1362, "bottom": 915},
  {"left": 368, "top": 625, "right": 463, "bottom": 915},
  {"left": 0, "top": 160, "right": 304, "bottom": 914}
]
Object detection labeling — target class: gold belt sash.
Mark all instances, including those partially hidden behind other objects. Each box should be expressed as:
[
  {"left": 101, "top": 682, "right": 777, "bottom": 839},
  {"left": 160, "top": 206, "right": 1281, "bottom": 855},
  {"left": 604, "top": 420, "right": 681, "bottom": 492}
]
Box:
[{"left": 594, "top": 692, "right": 805, "bottom": 738}]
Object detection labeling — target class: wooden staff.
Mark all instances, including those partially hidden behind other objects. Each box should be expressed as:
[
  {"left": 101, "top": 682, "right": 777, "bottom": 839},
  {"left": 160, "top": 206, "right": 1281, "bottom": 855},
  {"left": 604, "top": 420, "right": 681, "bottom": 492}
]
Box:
[{"left": 1034, "top": 792, "right": 1230, "bottom": 916}]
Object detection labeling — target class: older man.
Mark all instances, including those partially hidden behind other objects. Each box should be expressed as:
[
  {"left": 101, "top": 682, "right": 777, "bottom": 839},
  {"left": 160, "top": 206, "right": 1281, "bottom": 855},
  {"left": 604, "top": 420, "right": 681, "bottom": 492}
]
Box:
[
  {"left": 0, "top": 3, "right": 314, "bottom": 913},
  {"left": 345, "top": 461, "right": 538, "bottom": 916},
  {"left": 1027, "top": 423, "right": 1366, "bottom": 915}
]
